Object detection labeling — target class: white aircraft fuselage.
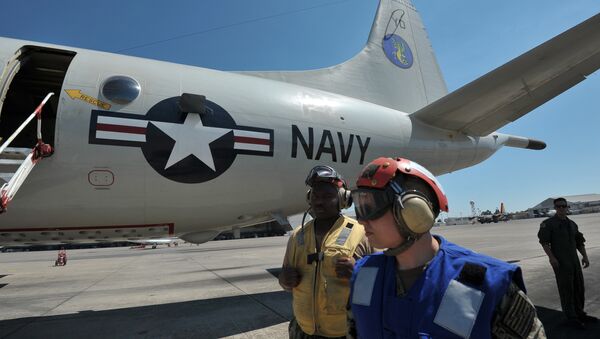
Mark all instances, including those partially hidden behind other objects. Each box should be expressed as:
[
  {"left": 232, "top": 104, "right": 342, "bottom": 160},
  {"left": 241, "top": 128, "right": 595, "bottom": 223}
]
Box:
[
  {"left": 1, "top": 0, "right": 598, "bottom": 245},
  {"left": 0, "top": 38, "right": 499, "bottom": 242}
]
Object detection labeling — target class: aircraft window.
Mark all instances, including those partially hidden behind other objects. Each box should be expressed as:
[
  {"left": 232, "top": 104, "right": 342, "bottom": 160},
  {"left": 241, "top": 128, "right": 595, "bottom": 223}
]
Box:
[{"left": 101, "top": 76, "right": 141, "bottom": 105}]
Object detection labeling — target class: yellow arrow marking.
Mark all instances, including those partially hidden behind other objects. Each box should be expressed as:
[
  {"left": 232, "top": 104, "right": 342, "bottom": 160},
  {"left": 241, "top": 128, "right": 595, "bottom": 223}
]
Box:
[{"left": 65, "top": 89, "right": 111, "bottom": 110}]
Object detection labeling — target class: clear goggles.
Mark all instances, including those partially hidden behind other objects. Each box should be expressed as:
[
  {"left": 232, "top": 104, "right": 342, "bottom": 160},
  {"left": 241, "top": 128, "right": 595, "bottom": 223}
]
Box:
[
  {"left": 305, "top": 165, "right": 342, "bottom": 187},
  {"left": 352, "top": 187, "right": 397, "bottom": 221},
  {"left": 352, "top": 181, "right": 404, "bottom": 220}
]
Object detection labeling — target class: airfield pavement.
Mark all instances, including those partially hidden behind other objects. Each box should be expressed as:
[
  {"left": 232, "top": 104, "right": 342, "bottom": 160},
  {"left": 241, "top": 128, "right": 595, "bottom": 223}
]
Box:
[{"left": 1, "top": 213, "right": 600, "bottom": 338}]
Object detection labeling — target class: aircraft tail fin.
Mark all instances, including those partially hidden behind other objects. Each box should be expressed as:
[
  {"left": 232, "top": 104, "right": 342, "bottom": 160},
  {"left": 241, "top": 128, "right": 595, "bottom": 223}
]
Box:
[{"left": 241, "top": 0, "right": 447, "bottom": 113}]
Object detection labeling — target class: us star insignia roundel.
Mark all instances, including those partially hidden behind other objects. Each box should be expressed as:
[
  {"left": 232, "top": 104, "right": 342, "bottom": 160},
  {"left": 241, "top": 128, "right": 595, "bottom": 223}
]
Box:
[{"left": 88, "top": 96, "right": 274, "bottom": 183}]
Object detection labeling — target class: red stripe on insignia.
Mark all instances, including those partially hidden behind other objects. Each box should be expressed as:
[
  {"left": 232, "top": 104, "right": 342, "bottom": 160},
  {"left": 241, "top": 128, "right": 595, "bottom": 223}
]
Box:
[
  {"left": 97, "top": 123, "right": 147, "bottom": 135},
  {"left": 233, "top": 136, "right": 270, "bottom": 145}
]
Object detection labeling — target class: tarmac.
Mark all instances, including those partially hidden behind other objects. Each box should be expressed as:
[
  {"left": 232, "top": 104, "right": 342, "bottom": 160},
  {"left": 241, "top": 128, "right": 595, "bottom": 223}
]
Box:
[{"left": 1, "top": 213, "right": 599, "bottom": 339}]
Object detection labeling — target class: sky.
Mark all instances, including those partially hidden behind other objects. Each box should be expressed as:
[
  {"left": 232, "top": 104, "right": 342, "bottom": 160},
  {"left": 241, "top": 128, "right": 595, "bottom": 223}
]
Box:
[{"left": 1, "top": 0, "right": 599, "bottom": 218}]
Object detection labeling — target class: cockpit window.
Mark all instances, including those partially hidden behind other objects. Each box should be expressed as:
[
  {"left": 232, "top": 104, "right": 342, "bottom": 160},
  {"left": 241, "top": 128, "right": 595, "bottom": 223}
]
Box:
[{"left": 101, "top": 76, "right": 140, "bottom": 105}]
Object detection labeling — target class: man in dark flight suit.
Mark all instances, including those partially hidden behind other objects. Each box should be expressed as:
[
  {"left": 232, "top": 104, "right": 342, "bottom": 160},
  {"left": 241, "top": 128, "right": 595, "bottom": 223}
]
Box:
[{"left": 538, "top": 197, "right": 598, "bottom": 329}]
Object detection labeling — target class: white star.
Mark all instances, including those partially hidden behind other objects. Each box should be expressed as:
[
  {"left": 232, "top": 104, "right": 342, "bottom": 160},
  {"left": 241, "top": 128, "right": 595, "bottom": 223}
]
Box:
[{"left": 151, "top": 114, "right": 231, "bottom": 171}]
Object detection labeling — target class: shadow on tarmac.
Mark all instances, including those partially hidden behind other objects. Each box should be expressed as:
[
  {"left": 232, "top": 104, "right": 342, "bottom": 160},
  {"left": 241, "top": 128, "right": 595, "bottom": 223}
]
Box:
[
  {"left": 3, "top": 289, "right": 598, "bottom": 338},
  {"left": 266, "top": 267, "right": 282, "bottom": 279},
  {"left": 537, "top": 306, "right": 600, "bottom": 338},
  {"left": 0, "top": 291, "right": 292, "bottom": 339}
]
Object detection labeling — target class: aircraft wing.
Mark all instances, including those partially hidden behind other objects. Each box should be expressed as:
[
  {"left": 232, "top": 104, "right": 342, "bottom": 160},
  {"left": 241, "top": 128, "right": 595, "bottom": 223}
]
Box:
[{"left": 411, "top": 13, "right": 600, "bottom": 136}]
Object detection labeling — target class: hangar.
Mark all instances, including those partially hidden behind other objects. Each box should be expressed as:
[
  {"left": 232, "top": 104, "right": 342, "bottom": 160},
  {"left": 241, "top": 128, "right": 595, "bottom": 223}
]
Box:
[{"left": 528, "top": 194, "right": 600, "bottom": 217}]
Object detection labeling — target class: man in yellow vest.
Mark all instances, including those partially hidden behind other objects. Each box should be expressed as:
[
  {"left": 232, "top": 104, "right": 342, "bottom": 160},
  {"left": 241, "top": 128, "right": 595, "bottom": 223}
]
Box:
[{"left": 279, "top": 165, "right": 373, "bottom": 339}]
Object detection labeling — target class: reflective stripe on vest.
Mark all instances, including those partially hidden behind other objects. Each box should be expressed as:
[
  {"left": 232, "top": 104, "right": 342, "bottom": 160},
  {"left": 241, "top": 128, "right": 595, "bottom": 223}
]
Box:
[
  {"left": 296, "top": 228, "right": 304, "bottom": 246},
  {"left": 335, "top": 224, "right": 353, "bottom": 245}
]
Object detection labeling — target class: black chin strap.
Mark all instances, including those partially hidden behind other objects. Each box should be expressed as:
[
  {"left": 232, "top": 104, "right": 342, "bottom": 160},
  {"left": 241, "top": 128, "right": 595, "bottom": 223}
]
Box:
[
  {"left": 384, "top": 235, "right": 417, "bottom": 256},
  {"left": 384, "top": 208, "right": 422, "bottom": 256}
]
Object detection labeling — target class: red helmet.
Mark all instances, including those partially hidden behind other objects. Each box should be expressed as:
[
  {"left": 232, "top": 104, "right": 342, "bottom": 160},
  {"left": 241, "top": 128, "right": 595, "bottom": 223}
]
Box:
[{"left": 353, "top": 157, "right": 448, "bottom": 233}]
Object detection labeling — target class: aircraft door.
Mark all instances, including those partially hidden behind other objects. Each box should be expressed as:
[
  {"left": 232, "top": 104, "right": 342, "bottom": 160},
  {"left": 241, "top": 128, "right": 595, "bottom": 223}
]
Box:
[
  {"left": 0, "top": 44, "right": 75, "bottom": 210},
  {"left": 0, "top": 48, "right": 23, "bottom": 117},
  {"left": 0, "top": 46, "right": 75, "bottom": 149}
]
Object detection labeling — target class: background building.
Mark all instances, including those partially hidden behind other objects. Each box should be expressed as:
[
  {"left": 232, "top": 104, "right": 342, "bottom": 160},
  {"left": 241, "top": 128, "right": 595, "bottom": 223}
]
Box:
[{"left": 528, "top": 194, "right": 600, "bottom": 217}]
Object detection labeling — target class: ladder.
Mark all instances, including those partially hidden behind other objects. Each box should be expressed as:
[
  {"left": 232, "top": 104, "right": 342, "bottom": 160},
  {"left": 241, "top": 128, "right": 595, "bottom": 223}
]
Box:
[{"left": 0, "top": 92, "right": 54, "bottom": 213}]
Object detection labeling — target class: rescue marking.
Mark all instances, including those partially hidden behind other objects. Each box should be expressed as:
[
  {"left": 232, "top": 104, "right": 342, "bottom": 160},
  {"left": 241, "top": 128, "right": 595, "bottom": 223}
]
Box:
[{"left": 65, "top": 89, "right": 111, "bottom": 110}]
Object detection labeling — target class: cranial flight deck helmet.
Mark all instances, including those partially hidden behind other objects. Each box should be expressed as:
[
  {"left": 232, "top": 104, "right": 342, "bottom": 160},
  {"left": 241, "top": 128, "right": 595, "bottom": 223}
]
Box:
[
  {"left": 352, "top": 157, "right": 449, "bottom": 256},
  {"left": 305, "top": 165, "right": 352, "bottom": 210},
  {"left": 299, "top": 165, "right": 352, "bottom": 229}
]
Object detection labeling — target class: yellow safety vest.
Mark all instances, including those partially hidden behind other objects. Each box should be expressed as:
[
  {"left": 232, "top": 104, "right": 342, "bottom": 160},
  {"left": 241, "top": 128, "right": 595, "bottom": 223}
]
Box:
[{"left": 288, "top": 215, "right": 366, "bottom": 337}]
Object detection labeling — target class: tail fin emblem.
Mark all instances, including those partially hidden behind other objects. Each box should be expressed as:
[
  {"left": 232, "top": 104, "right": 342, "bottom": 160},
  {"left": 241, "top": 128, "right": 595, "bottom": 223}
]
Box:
[{"left": 382, "top": 34, "right": 413, "bottom": 69}]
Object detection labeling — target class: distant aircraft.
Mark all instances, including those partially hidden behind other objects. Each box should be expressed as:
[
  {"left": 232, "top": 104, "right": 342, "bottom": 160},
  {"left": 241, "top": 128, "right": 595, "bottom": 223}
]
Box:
[
  {"left": 477, "top": 203, "right": 510, "bottom": 224},
  {"left": 476, "top": 215, "right": 492, "bottom": 224},
  {"left": 1, "top": 0, "right": 599, "bottom": 246}
]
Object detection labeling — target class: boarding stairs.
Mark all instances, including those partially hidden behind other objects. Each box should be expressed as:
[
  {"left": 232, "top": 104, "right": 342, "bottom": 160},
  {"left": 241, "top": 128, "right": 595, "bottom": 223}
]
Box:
[{"left": 0, "top": 92, "right": 54, "bottom": 213}]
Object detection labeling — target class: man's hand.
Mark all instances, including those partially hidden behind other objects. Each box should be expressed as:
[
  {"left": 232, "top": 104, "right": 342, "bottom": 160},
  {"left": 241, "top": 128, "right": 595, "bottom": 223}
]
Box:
[
  {"left": 335, "top": 257, "right": 355, "bottom": 279},
  {"left": 279, "top": 267, "right": 302, "bottom": 289},
  {"left": 582, "top": 256, "right": 590, "bottom": 268},
  {"left": 549, "top": 256, "right": 559, "bottom": 269}
]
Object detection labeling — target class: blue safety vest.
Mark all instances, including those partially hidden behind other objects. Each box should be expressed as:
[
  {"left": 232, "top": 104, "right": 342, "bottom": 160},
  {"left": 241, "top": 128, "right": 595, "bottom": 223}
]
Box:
[{"left": 350, "top": 236, "right": 524, "bottom": 339}]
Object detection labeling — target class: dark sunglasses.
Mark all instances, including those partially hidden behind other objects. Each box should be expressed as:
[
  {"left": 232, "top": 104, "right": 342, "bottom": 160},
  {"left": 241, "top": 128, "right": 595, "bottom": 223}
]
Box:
[{"left": 555, "top": 204, "right": 568, "bottom": 208}]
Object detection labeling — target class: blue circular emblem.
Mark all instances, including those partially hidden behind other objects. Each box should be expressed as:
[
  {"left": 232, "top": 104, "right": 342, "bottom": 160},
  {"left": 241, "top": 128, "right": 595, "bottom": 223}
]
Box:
[{"left": 382, "top": 34, "right": 413, "bottom": 69}]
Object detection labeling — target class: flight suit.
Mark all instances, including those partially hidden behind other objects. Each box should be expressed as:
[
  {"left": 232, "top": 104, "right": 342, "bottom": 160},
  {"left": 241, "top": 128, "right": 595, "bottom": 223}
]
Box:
[{"left": 538, "top": 216, "right": 586, "bottom": 319}]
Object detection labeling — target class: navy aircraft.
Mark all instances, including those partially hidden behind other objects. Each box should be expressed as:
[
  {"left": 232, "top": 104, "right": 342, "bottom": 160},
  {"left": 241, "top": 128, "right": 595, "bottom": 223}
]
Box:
[
  {"left": 477, "top": 204, "right": 510, "bottom": 224},
  {"left": 0, "top": 0, "right": 599, "bottom": 246}
]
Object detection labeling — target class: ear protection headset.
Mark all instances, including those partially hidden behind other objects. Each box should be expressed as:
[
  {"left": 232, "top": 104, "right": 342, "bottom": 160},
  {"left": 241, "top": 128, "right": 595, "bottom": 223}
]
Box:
[{"left": 388, "top": 179, "right": 436, "bottom": 237}]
